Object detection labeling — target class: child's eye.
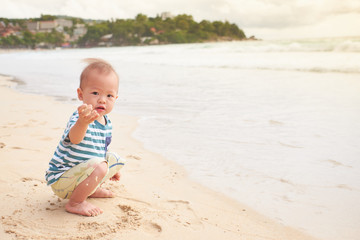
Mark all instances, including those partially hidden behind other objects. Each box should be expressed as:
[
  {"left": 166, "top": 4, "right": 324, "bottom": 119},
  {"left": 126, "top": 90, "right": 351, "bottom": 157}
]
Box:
[
  {"left": 107, "top": 94, "right": 114, "bottom": 98},
  {"left": 91, "top": 92, "right": 99, "bottom": 95}
]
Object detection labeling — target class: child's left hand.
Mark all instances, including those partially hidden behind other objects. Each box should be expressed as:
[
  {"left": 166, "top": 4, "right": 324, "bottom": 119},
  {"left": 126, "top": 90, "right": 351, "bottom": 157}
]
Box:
[{"left": 110, "top": 171, "right": 121, "bottom": 181}]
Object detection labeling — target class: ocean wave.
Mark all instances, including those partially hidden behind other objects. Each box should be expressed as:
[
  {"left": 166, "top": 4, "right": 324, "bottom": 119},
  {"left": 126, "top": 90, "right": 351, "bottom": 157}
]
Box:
[
  {"left": 148, "top": 62, "right": 360, "bottom": 75},
  {"left": 253, "top": 66, "right": 359, "bottom": 74},
  {"left": 332, "top": 40, "right": 360, "bottom": 52},
  {"left": 218, "top": 65, "right": 360, "bottom": 74},
  {"left": 201, "top": 37, "right": 360, "bottom": 53},
  {"left": 234, "top": 42, "right": 360, "bottom": 53}
]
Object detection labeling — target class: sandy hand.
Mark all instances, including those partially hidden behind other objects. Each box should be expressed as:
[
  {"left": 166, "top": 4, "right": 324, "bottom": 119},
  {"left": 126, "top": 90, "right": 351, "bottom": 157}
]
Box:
[
  {"left": 77, "top": 104, "right": 99, "bottom": 124},
  {"left": 110, "top": 171, "right": 121, "bottom": 181}
]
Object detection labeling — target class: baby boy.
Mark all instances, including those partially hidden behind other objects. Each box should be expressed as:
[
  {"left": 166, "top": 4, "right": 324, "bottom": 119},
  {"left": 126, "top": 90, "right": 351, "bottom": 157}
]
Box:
[{"left": 45, "top": 58, "right": 125, "bottom": 217}]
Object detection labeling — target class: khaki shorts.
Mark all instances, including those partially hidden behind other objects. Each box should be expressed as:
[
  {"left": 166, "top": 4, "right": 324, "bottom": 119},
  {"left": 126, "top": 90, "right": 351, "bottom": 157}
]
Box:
[{"left": 51, "top": 152, "right": 125, "bottom": 199}]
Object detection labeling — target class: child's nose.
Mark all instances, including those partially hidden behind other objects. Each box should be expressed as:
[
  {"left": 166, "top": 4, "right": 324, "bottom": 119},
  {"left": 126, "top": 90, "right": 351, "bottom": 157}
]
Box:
[{"left": 98, "top": 95, "right": 106, "bottom": 103}]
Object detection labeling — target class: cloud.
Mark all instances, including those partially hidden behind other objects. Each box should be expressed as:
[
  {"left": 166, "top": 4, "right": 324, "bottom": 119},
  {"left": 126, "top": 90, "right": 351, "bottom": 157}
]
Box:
[
  {"left": 57, "top": 0, "right": 129, "bottom": 20},
  {"left": 213, "top": 0, "right": 360, "bottom": 29},
  {"left": 0, "top": 0, "right": 359, "bottom": 39},
  {"left": 1, "top": 0, "right": 359, "bottom": 25}
]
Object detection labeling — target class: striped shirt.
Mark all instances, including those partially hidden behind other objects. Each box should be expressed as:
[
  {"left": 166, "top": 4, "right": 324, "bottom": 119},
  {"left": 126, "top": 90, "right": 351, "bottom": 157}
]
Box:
[{"left": 45, "top": 111, "right": 112, "bottom": 185}]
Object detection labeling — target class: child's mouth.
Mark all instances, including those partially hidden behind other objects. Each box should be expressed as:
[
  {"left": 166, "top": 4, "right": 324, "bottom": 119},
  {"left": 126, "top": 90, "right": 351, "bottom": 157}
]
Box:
[{"left": 95, "top": 106, "right": 106, "bottom": 112}]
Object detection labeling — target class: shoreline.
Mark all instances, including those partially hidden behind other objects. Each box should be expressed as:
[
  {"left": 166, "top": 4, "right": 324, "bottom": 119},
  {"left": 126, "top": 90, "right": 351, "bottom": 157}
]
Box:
[{"left": 0, "top": 74, "right": 318, "bottom": 240}]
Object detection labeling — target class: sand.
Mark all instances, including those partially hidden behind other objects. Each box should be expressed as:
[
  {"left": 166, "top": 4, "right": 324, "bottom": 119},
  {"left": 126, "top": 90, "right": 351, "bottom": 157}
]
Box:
[{"left": 0, "top": 74, "right": 318, "bottom": 240}]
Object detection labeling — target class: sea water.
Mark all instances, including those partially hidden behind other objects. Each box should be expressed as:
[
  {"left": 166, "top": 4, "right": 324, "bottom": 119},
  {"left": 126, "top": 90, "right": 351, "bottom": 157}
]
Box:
[{"left": 1, "top": 37, "right": 360, "bottom": 240}]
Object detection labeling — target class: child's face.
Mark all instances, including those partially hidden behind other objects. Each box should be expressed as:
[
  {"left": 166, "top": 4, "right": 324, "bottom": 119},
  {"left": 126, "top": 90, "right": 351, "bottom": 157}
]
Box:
[{"left": 77, "top": 70, "right": 118, "bottom": 119}]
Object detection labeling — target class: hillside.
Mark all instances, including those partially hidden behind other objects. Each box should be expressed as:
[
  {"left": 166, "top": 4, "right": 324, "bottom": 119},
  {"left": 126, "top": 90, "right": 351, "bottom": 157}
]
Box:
[{"left": 0, "top": 13, "right": 250, "bottom": 48}]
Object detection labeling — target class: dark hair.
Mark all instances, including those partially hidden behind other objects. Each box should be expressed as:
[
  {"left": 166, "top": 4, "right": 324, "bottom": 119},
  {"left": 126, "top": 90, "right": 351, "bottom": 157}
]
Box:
[{"left": 80, "top": 58, "right": 119, "bottom": 89}]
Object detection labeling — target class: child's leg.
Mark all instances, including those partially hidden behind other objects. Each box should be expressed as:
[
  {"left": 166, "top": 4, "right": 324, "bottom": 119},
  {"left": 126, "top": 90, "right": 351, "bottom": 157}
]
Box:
[
  {"left": 88, "top": 179, "right": 115, "bottom": 198},
  {"left": 88, "top": 152, "right": 126, "bottom": 198},
  {"left": 51, "top": 158, "right": 110, "bottom": 216},
  {"left": 50, "top": 154, "right": 125, "bottom": 216},
  {"left": 65, "top": 161, "right": 108, "bottom": 217}
]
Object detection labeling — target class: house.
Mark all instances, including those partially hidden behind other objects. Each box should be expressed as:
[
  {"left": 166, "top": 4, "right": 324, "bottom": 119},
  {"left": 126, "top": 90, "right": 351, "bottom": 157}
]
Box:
[
  {"left": 39, "top": 21, "right": 57, "bottom": 32},
  {"left": 150, "top": 27, "right": 164, "bottom": 35},
  {"left": 0, "top": 22, "right": 21, "bottom": 37},
  {"left": 55, "top": 19, "right": 73, "bottom": 28},
  {"left": 140, "top": 36, "right": 159, "bottom": 45},
  {"left": 26, "top": 19, "right": 73, "bottom": 33},
  {"left": 72, "top": 24, "right": 87, "bottom": 40},
  {"left": 100, "top": 34, "right": 113, "bottom": 42},
  {"left": 0, "top": 21, "right": 6, "bottom": 34},
  {"left": 1, "top": 29, "right": 15, "bottom": 37},
  {"left": 161, "top": 12, "right": 173, "bottom": 20},
  {"left": 98, "top": 34, "right": 113, "bottom": 46},
  {"left": 26, "top": 21, "right": 40, "bottom": 32}
]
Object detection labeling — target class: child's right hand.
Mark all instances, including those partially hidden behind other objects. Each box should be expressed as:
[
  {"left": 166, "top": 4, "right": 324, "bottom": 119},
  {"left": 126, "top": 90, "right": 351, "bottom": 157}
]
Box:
[{"left": 77, "top": 104, "right": 100, "bottom": 125}]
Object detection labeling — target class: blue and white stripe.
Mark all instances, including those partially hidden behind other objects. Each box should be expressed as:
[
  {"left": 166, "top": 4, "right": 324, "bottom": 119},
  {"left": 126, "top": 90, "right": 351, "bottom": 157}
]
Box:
[{"left": 45, "top": 111, "right": 112, "bottom": 185}]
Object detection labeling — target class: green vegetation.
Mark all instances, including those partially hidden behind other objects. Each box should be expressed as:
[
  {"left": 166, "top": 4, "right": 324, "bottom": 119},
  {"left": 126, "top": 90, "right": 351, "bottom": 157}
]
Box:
[
  {"left": 0, "top": 14, "right": 247, "bottom": 48},
  {"left": 79, "top": 14, "right": 246, "bottom": 47},
  {"left": 0, "top": 30, "right": 64, "bottom": 48}
]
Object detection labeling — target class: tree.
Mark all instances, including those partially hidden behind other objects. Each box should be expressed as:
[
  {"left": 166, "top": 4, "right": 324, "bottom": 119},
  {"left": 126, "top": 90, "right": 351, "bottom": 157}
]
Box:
[
  {"left": 78, "top": 22, "right": 110, "bottom": 46},
  {"left": 165, "top": 31, "right": 187, "bottom": 43},
  {"left": 212, "top": 21, "right": 225, "bottom": 36},
  {"left": 47, "top": 30, "right": 64, "bottom": 46},
  {"left": 230, "top": 23, "right": 246, "bottom": 38},
  {"left": 40, "top": 14, "right": 55, "bottom": 21},
  {"left": 135, "top": 14, "right": 148, "bottom": 23},
  {"left": 174, "top": 14, "right": 194, "bottom": 31},
  {"left": 23, "top": 31, "right": 36, "bottom": 48},
  {"left": 200, "top": 20, "right": 215, "bottom": 33}
]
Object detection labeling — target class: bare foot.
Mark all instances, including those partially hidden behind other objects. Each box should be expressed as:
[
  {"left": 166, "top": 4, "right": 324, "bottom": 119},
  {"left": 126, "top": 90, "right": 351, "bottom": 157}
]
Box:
[
  {"left": 65, "top": 200, "right": 103, "bottom": 217},
  {"left": 89, "top": 188, "right": 114, "bottom": 198}
]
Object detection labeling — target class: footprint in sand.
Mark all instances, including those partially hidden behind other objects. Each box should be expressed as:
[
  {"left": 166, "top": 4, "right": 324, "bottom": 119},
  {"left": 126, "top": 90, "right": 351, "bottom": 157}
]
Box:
[
  {"left": 118, "top": 204, "right": 143, "bottom": 228},
  {"left": 21, "top": 177, "right": 47, "bottom": 193},
  {"left": 269, "top": 120, "right": 284, "bottom": 126},
  {"left": 142, "top": 221, "right": 162, "bottom": 234},
  {"left": 21, "top": 177, "right": 34, "bottom": 182},
  {"left": 0, "top": 122, "right": 16, "bottom": 128},
  {"left": 12, "top": 146, "right": 24, "bottom": 150},
  {"left": 278, "top": 141, "right": 303, "bottom": 149},
  {"left": 11, "top": 146, "right": 40, "bottom": 152},
  {"left": 117, "top": 200, "right": 162, "bottom": 236},
  {"left": 74, "top": 203, "right": 162, "bottom": 238},
  {"left": 164, "top": 200, "right": 203, "bottom": 230},
  {"left": 126, "top": 154, "right": 142, "bottom": 160},
  {"left": 118, "top": 196, "right": 152, "bottom": 207},
  {"left": 39, "top": 136, "right": 53, "bottom": 141}
]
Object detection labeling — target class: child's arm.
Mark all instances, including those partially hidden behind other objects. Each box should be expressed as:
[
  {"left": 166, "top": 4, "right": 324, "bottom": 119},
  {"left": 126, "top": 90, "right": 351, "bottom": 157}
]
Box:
[{"left": 69, "top": 104, "right": 100, "bottom": 144}]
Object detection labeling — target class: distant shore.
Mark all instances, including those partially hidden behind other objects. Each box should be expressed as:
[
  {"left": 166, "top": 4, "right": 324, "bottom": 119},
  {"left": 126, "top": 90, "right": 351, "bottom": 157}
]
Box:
[{"left": 0, "top": 36, "right": 260, "bottom": 51}]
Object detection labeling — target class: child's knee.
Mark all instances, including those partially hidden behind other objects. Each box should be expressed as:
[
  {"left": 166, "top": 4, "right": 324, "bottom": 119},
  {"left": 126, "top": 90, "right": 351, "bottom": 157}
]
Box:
[{"left": 93, "top": 161, "right": 108, "bottom": 178}]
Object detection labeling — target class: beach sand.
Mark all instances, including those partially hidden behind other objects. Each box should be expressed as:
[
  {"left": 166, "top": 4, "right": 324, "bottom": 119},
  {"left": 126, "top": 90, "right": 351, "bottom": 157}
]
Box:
[{"left": 0, "top": 74, "right": 318, "bottom": 240}]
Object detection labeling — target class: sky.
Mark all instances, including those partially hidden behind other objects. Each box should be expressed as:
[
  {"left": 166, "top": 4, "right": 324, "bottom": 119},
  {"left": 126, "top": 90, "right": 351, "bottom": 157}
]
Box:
[{"left": 1, "top": 0, "right": 360, "bottom": 40}]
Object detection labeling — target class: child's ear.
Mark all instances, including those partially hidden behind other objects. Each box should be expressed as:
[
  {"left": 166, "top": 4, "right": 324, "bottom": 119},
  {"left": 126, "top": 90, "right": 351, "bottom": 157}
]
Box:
[{"left": 77, "top": 88, "right": 83, "bottom": 101}]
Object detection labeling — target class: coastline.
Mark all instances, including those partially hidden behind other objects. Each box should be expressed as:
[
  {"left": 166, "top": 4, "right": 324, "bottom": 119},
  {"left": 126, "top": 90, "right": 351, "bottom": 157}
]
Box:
[{"left": 0, "top": 74, "right": 318, "bottom": 240}]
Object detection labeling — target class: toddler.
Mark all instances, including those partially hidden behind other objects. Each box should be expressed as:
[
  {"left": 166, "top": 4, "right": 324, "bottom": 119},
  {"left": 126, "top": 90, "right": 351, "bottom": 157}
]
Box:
[{"left": 45, "top": 58, "right": 125, "bottom": 217}]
